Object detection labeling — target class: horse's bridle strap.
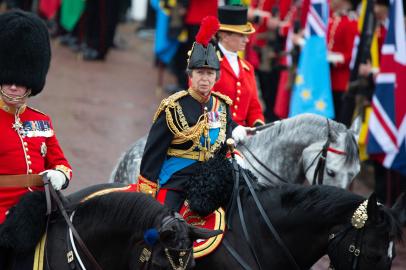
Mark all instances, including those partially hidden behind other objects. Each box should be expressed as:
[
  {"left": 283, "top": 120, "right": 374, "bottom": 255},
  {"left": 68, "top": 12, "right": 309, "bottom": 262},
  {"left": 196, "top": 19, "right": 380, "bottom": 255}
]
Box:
[
  {"left": 223, "top": 238, "right": 253, "bottom": 270},
  {"left": 44, "top": 179, "right": 103, "bottom": 270},
  {"left": 239, "top": 143, "right": 289, "bottom": 184},
  {"left": 238, "top": 163, "right": 301, "bottom": 270}
]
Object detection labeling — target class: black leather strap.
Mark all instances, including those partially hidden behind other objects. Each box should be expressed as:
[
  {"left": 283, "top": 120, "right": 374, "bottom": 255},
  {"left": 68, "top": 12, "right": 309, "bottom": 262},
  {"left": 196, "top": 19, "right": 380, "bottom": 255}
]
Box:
[
  {"left": 223, "top": 239, "right": 253, "bottom": 270},
  {"left": 239, "top": 167, "right": 301, "bottom": 270},
  {"left": 239, "top": 144, "right": 289, "bottom": 184},
  {"left": 44, "top": 178, "right": 103, "bottom": 270}
]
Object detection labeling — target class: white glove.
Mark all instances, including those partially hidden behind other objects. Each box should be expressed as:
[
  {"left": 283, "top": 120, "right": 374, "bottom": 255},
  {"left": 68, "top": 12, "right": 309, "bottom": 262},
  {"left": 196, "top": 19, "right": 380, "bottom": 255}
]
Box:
[
  {"left": 327, "top": 52, "right": 344, "bottom": 64},
  {"left": 232, "top": 125, "right": 249, "bottom": 144},
  {"left": 234, "top": 154, "right": 247, "bottom": 169},
  {"left": 40, "top": 170, "right": 67, "bottom": 190}
]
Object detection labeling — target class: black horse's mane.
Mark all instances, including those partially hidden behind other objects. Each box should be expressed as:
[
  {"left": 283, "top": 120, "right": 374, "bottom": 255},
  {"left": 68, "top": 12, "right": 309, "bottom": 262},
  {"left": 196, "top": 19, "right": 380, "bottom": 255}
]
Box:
[
  {"left": 73, "top": 192, "right": 170, "bottom": 234},
  {"left": 275, "top": 185, "right": 402, "bottom": 239}
]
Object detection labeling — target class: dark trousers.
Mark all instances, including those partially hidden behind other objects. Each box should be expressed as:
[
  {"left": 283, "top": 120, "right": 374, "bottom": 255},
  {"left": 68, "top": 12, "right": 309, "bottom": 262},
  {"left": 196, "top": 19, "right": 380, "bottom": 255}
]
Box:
[
  {"left": 0, "top": 247, "right": 12, "bottom": 270},
  {"left": 170, "top": 24, "right": 200, "bottom": 89},
  {"left": 158, "top": 189, "right": 186, "bottom": 212},
  {"left": 332, "top": 90, "right": 344, "bottom": 123},
  {"left": 256, "top": 69, "right": 281, "bottom": 122},
  {"left": 374, "top": 162, "right": 406, "bottom": 206},
  {"left": 85, "top": 0, "right": 120, "bottom": 57}
]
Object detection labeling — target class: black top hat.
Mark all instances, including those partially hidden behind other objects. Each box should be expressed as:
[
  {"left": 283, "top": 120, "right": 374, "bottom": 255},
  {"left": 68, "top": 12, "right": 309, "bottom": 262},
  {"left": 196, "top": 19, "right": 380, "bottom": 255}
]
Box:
[
  {"left": 218, "top": 5, "right": 255, "bottom": 35},
  {"left": 187, "top": 16, "right": 220, "bottom": 70},
  {"left": 0, "top": 10, "right": 51, "bottom": 96}
]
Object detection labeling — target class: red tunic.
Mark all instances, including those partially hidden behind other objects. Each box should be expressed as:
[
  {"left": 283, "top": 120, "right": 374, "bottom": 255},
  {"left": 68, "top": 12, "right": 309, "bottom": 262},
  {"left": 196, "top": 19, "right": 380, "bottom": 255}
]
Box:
[
  {"left": 0, "top": 99, "right": 72, "bottom": 224},
  {"left": 184, "top": 0, "right": 218, "bottom": 25},
  {"left": 327, "top": 14, "right": 359, "bottom": 92},
  {"left": 213, "top": 54, "right": 265, "bottom": 127}
]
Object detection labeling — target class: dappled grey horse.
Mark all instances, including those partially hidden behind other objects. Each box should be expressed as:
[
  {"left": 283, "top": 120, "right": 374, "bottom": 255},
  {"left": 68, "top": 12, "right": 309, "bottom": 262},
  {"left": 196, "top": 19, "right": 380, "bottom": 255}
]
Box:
[{"left": 110, "top": 114, "right": 360, "bottom": 188}]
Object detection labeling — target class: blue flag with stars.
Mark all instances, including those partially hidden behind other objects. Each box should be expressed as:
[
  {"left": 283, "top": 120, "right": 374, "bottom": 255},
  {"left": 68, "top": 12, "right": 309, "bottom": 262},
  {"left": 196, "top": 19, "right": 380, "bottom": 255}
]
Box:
[{"left": 289, "top": 0, "right": 334, "bottom": 118}]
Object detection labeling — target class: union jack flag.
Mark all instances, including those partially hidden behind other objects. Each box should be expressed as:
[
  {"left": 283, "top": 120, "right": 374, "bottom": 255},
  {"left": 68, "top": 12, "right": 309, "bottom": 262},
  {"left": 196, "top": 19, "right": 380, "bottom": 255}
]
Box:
[{"left": 367, "top": 0, "right": 406, "bottom": 175}]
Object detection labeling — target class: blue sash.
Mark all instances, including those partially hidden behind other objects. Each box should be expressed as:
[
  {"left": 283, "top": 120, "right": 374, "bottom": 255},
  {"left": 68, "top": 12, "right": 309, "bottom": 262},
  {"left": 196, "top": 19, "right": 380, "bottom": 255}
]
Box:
[{"left": 158, "top": 127, "right": 220, "bottom": 185}]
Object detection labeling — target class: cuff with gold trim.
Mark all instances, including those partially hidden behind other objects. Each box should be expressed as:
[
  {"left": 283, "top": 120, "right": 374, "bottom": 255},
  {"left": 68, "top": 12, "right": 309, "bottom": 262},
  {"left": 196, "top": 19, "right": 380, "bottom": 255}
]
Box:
[
  {"left": 137, "top": 175, "right": 159, "bottom": 198},
  {"left": 252, "top": 119, "right": 265, "bottom": 127},
  {"left": 55, "top": 165, "right": 72, "bottom": 189}
]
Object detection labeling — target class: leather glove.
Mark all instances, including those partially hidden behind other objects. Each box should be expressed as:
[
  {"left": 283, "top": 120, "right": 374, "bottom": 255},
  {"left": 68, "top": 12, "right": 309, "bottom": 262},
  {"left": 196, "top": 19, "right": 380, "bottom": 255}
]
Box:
[
  {"left": 40, "top": 170, "right": 67, "bottom": 190},
  {"left": 232, "top": 125, "right": 254, "bottom": 144}
]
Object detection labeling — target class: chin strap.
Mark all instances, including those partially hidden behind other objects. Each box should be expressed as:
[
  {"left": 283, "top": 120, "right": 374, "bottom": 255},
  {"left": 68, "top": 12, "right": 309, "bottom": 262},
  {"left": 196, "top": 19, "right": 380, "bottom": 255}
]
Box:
[{"left": 0, "top": 87, "right": 31, "bottom": 103}]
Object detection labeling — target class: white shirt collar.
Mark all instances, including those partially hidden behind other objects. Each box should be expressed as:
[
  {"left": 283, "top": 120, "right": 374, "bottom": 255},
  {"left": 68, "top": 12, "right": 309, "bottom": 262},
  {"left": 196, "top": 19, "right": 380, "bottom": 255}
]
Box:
[{"left": 218, "top": 42, "right": 240, "bottom": 76}]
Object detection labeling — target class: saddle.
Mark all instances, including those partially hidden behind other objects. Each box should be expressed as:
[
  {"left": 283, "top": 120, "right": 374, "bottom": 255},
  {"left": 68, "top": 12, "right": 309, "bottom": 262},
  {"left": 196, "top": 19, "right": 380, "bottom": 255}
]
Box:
[{"left": 179, "top": 201, "right": 225, "bottom": 258}]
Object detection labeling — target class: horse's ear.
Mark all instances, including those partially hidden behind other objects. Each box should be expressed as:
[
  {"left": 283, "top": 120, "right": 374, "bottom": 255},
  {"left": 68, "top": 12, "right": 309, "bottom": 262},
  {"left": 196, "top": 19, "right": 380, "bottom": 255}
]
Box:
[
  {"left": 188, "top": 225, "right": 223, "bottom": 240},
  {"left": 349, "top": 116, "right": 362, "bottom": 141},
  {"left": 367, "top": 193, "right": 381, "bottom": 223},
  {"left": 392, "top": 193, "right": 406, "bottom": 226}
]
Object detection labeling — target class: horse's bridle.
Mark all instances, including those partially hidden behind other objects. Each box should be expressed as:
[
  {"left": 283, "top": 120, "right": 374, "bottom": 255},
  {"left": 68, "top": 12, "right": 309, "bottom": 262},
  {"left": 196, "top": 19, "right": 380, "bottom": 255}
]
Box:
[
  {"left": 327, "top": 200, "right": 381, "bottom": 270},
  {"left": 138, "top": 213, "right": 193, "bottom": 270},
  {"left": 42, "top": 178, "right": 104, "bottom": 270},
  {"left": 239, "top": 118, "right": 344, "bottom": 186},
  {"left": 327, "top": 224, "right": 365, "bottom": 270}
]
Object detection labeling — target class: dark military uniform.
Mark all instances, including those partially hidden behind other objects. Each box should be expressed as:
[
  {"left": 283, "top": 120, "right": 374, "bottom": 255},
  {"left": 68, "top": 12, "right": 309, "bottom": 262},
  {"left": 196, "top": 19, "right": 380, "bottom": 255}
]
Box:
[{"left": 139, "top": 89, "right": 236, "bottom": 211}]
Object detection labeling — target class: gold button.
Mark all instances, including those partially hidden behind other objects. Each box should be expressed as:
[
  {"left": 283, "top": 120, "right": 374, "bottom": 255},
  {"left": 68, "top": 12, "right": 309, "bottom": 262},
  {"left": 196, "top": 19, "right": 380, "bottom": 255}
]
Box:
[
  {"left": 28, "top": 169, "right": 32, "bottom": 173},
  {"left": 27, "top": 161, "right": 32, "bottom": 165},
  {"left": 237, "top": 89, "right": 241, "bottom": 94},
  {"left": 233, "top": 112, "right": 237, "bottom": 117},
  {"left": 236, "top": 97, "right": 240, "bottom": 102},
  {"left": 234, "top": 105, "right": 238, "bottom": 109},
  {"left": 23, "top": 142, "right": 28, "bottom": 146},
  {"left": 26, "top": 155, "right": 31, "bottom": 160},
  {"left": 237, "top": 82, "right": 241, "bottom": 86}
]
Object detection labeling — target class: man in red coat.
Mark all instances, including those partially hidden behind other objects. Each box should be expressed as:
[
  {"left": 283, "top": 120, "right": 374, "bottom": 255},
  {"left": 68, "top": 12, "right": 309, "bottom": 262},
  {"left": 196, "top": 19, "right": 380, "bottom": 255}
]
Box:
[
  {"left": 0, "top": 10, "right": 72, "bottom": 268},
  {"left": 327, "top": 0, "right": 359, "bottom": 119},
  {"left": 213, "top": 5, "right": 265, "bottom": 127}
]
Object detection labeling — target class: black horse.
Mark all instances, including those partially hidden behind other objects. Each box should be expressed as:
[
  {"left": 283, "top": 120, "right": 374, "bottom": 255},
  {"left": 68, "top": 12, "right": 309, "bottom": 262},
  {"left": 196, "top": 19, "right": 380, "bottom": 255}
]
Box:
[
  {"left": 182, "top": 154, "right": 406, "bottom": 270},
  {"left": 0, "top": 185, "right": 221, "bottom": 270},
  {"left": 192, "top": 182, "right": 405, "bottom": 270}
]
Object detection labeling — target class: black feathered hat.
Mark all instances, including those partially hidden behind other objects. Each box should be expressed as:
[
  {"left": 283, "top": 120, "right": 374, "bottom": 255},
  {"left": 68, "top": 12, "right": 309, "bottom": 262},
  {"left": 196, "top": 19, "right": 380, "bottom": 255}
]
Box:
[
  {"left": 0, "top": 10, "right": 51, "bottom": 96},
  {"left": 187, "top": 16, "right": 220, "bottom": 70}
]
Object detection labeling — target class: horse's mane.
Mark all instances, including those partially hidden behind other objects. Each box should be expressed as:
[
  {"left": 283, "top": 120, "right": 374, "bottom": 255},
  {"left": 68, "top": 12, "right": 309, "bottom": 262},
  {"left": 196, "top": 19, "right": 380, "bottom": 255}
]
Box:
[
  {"left": 73, "top": 192, "right": 170, "bottom": 233},
  {"left": 277, "top": 185, "right": 402, "bottom": 239},
  {"left": 247, "top": 114, "right": 358, "bottom": 165}
]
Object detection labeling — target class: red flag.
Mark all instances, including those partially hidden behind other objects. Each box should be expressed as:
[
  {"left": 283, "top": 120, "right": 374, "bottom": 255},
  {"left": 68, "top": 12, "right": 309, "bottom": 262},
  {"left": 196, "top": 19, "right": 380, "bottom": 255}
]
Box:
[{"left": 39, "top": 0, "right": 61, "bottom": 20}]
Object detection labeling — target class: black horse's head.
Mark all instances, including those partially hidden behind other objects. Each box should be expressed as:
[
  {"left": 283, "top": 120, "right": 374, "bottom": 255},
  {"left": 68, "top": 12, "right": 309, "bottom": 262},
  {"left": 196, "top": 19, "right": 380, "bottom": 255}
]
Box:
[
  {"left": 133, "top": 211, "right": 222, "bottom": 270},
  {"left": 328, "top": 193, "right": 404, "bottom": 270}
]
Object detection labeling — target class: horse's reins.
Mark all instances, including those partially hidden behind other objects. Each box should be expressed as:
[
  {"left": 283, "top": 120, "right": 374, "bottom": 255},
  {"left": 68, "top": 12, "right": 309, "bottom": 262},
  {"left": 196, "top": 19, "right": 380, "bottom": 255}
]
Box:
[
  {"left": 312, "top": 119, "right": 332, "bottom": 185},
  {"left": 238, "top": 121, "right": 290, "bottom": 184},
  {"left": 239, "top": 118, "right": 335, "bottom": 186},
  {"left": 224, "top": 142, "right": 301, "bottom": 270},
  {"left": 43, "top": 178, "right": 104, "bottom": 270}
]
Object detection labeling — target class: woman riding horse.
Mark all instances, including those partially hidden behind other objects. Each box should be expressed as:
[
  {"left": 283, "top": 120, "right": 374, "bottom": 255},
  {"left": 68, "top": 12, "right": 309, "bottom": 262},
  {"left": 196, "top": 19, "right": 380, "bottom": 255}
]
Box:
[
  {"left": 0, "top": 10, "right": 72, "bottom": 269},
  {"left": 137, "top": 16, "right": 253, "bottom": 212}
]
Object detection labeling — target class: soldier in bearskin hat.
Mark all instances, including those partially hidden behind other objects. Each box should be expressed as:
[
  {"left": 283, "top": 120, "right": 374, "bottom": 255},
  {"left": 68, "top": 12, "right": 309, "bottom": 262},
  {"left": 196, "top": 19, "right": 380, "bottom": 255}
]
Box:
[
  {"left": 137, "top": 16, "right": 253, "bottom": 211},
  {"left": 0, "top": 10, "right": 72, "bottom": 268}
]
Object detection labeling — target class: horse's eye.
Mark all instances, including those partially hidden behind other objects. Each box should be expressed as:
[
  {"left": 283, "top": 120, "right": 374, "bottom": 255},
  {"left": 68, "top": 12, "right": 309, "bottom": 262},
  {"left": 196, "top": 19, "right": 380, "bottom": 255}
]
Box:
[{"left": 326, "top": 168, "right": 336, "bottom": 177}]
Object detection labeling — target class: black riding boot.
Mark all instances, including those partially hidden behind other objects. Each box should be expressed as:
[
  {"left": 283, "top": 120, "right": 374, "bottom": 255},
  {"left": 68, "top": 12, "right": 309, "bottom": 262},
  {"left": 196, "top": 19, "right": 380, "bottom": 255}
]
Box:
[
  {"left": 159, "top": 189, "right": 186, "bottom": 213},
  {"left": 0, "top": 247, "right": 12, "bottom": 270}
]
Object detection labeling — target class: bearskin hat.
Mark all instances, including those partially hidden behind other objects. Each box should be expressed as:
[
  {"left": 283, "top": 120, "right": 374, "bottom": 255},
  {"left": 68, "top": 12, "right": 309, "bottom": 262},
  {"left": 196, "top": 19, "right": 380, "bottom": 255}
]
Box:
[
  {"left": 187, "top": 16, "right": 220, "bottom": 70},
  {"left": 0, "top": 10, "right": 51, "bottom": 96}
]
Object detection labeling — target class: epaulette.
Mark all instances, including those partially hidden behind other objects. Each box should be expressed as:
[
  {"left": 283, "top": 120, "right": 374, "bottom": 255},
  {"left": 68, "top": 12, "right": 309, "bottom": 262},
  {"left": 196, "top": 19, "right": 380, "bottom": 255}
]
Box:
[
  {"left": 211, "top": 91, "right": 233, "bottom": 105},
  {"left": 153, "top": 90, "right": 188, "bottom": 123},
  {"left": 240, "top": 59, "right": 251, "bottom": 71},
  {"left": 348, "top": 11, "right": 358, "bottom": 21},
  {"left": 27, "top": 106, "right": 47, "bottom": 116}
]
